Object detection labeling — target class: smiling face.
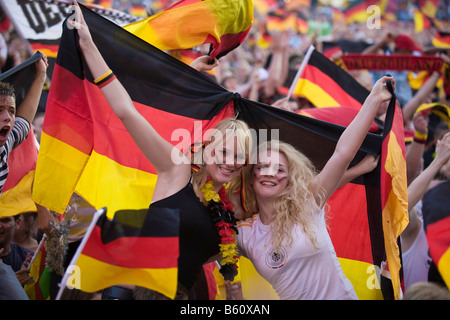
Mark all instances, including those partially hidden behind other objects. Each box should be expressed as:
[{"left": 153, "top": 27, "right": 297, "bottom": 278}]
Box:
[
  {"left": 251, "top": 149, "right": 289, "bottom": 200},
  {"left": 0, "top": 95, "right": 16, "bottom": 147},
  {"left": 201, "top": 118, "right": 252, "bottom": 188}
]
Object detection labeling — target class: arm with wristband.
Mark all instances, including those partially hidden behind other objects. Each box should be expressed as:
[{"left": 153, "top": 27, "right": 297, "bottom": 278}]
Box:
[{"left": 68, "top": 1, "right": 191, "bottom": 202}]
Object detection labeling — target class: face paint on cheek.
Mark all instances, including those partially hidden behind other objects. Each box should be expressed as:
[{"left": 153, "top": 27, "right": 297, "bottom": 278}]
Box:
[{"left": 277, "top": 175, "right": 287, "bottom": 182}]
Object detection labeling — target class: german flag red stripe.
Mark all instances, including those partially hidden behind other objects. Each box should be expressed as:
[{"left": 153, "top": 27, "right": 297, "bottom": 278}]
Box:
[
  {"left": 35, "top": 4, "right": 405, "bottom": 300},
  {"left": 297, "top": 107, "right": 382, "bottom": 133},
  {"left": 29, "top": 42, "right": 59, "bottom": 58}
]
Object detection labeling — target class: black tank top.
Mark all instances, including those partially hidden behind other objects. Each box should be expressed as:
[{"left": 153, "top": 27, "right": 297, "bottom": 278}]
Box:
[{"left": 148, "top": 182, "right": 220, "bottom": 291}]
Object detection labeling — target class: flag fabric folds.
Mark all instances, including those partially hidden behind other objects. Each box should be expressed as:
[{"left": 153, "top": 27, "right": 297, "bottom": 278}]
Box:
[
  {"left": 124, "top": 0, "right": 253, "bottom": 60},
  {"left": 24, "top": 236, "right": 51, "bottom": 300},
  {"left": 344, "top": 0, "right": 388, "bottom": 24},
  {"left": 432, "top": 31, "right": 450, "bottom": 49},
  {"left": 423, "top": 181, "right": 450, "bottom": 289},
  {"left": 238, "top": 96, "right": 401, "bottom": 299},
  {"left": 292, "top": 46, "right": 370, "bottom": 109},
  {"left": 33, "top": 5, "right": 406, "bottom": 299},
  {"left": 0, "top": 52, "right": 42, "bottom": 218},
  {"left": 379, "top": 82, "right": 409, "bottom": 299},
  {"left": 413, "top": 7, "right": 432, "bottom": 33},
  {"left": 58, "top": 206, "right": 180, "bottom": 299},
  {"left": 0, "top": 0, "right": 138, "bottom": 79}
]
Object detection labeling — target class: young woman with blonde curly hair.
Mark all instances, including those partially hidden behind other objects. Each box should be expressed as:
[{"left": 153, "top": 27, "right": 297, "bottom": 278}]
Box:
[{"left": 236, "top": 76, "right": 395, "bottom": 300}]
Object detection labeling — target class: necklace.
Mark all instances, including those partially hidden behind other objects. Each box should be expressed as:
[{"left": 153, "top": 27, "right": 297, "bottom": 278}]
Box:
[{"left": 201, "top": 180, "right": 239, "bottom": 281}]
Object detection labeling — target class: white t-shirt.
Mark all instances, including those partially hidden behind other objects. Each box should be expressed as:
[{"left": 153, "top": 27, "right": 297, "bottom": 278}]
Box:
[
  {"left": 236, "top": 209, "right": 358, "bottom": 300},
  {"left": 402, "top": 222, "right": 431, "bottom": 289}
]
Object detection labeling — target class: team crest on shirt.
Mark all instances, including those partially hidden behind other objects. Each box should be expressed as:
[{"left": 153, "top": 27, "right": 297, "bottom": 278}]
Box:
[{"left": 265, "top": 246, "right": 288, "bottom": 269}]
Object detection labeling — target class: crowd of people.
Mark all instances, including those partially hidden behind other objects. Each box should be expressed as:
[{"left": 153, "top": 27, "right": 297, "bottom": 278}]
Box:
[{"left": 1, "top": 0, "right": 450, "bottom": 301}]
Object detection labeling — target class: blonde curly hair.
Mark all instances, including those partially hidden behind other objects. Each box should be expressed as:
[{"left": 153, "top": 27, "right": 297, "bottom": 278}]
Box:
[{"left": 243, "top": 140, "right": 324, "bottom": 250}]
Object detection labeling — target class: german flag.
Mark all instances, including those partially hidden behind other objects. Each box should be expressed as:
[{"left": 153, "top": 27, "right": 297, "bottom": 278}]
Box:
[
  {"left": 124, "top": 0, "right": 253, "bottom": 60},
  {"left": 418, "top": 0, "right": 439, "bottom": 18},
  {"left": 413, "top": 7, "right": 433, "bottom": 33},
  {"left": 169, "top": 49, "right": 216, "bottom": 76},
  {"left": 239, "top": 85, "right": 405, "bottom": 299},
  {"left": 297, "top": 107, "right": 383, "bottom": 134},
  {"left": 432, "top": 31, "right": 450, "bottom": 48},
  {"left": 0, "top": 129, "right": 38, "bottom": 218},
  {"left": 379, "top": 82, "right": 409, "bottom": 299},
  {"left": 266, "top": 9, "right": 299, "bottom": 33},
  {"left": 59, "top": 206, "right": 180, "bottom": 299},
  {"left": 344, "top": 0, "right": 388, "bottom": 24},
  {"left": 33, "top": 5, "right": 404, "bottom": 300},
  {"left": 24, "top": 237, "right": 51, "bottom": 300},
  {"left": 253, "top": 0, "right": 278, "bottom": 15},
  {"left": 0, "top": 52, "right": 42, "bottom": 218},
  {"left": 423, "top": 181, "right": 450, "bottom": 289},
  {"left": 32, "top": 4, "right": 234, "bottom": 216},
  {"left": 292, "top": 46, "right": 370, "bottom": 109}
]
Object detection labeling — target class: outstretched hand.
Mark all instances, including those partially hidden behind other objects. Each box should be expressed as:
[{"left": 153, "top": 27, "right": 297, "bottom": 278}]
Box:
[
  {"left": 35, "top": 53, "right": 48, "bottom": 82},
  {"left": 190, "top": 55, "right": 219, "bottom": 72}
]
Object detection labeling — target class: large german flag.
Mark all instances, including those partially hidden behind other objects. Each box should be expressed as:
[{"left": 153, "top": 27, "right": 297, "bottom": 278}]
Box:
[
  {"left": 32, "top": 4, "right": 234, "bottom": 216},
  {"left": 292, "top": 46, "right": 370, "bottom": 109},
  {"left": 124, "top": 0, "right": 253, "bottom": 60},
  {"left": 423, "top": 181, "right": 450, "bottom": 289},
  {"left": 59, "top": 206, "right": 180, "bottom": 299},
  {"left": 33, "top": 5, "right": 405, "bottom": 300}
]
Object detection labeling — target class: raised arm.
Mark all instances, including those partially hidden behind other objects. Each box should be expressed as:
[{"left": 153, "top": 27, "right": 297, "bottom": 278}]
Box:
[
  {"left": 15, "top": 54, "right": 47, "bottom": 124},
  {"left": 401, "top": 71, "right": 441, "bottom": 123},
  {"left": 407, "top": 132, "right": 450, "bottom": 210},
  {"left": 70, "top": 2, "right": 190, "bottom": 194},
  {"left": 312, "top": 76, "right": 394, "bottom": 207},
  {"left": 336, "top": 154, "right": 380, "bottom": 189},
  {"left": 406, "top": 112, "right": 428, "bottom": 184}
]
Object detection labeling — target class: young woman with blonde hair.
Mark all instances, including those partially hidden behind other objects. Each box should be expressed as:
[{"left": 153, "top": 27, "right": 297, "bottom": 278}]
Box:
[{"left": 237, "top": 76, "right": 395, "bottom": 299}]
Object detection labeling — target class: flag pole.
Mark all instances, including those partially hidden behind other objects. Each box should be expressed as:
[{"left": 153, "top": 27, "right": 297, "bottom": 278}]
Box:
[
  {"left": 55, "top": 207, "right": 106, "bottom": 300},
  {"left": 27, "top": 233, "right": 47, "bottom": 271},
  {"left": 287, "top": 45, "right": 315, "bottom": 100}
]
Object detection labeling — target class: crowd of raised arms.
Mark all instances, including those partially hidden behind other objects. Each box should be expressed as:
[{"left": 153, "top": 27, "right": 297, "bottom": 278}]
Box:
[{"left": 0, "top": 0, "right": 449, "bottom": 301}]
